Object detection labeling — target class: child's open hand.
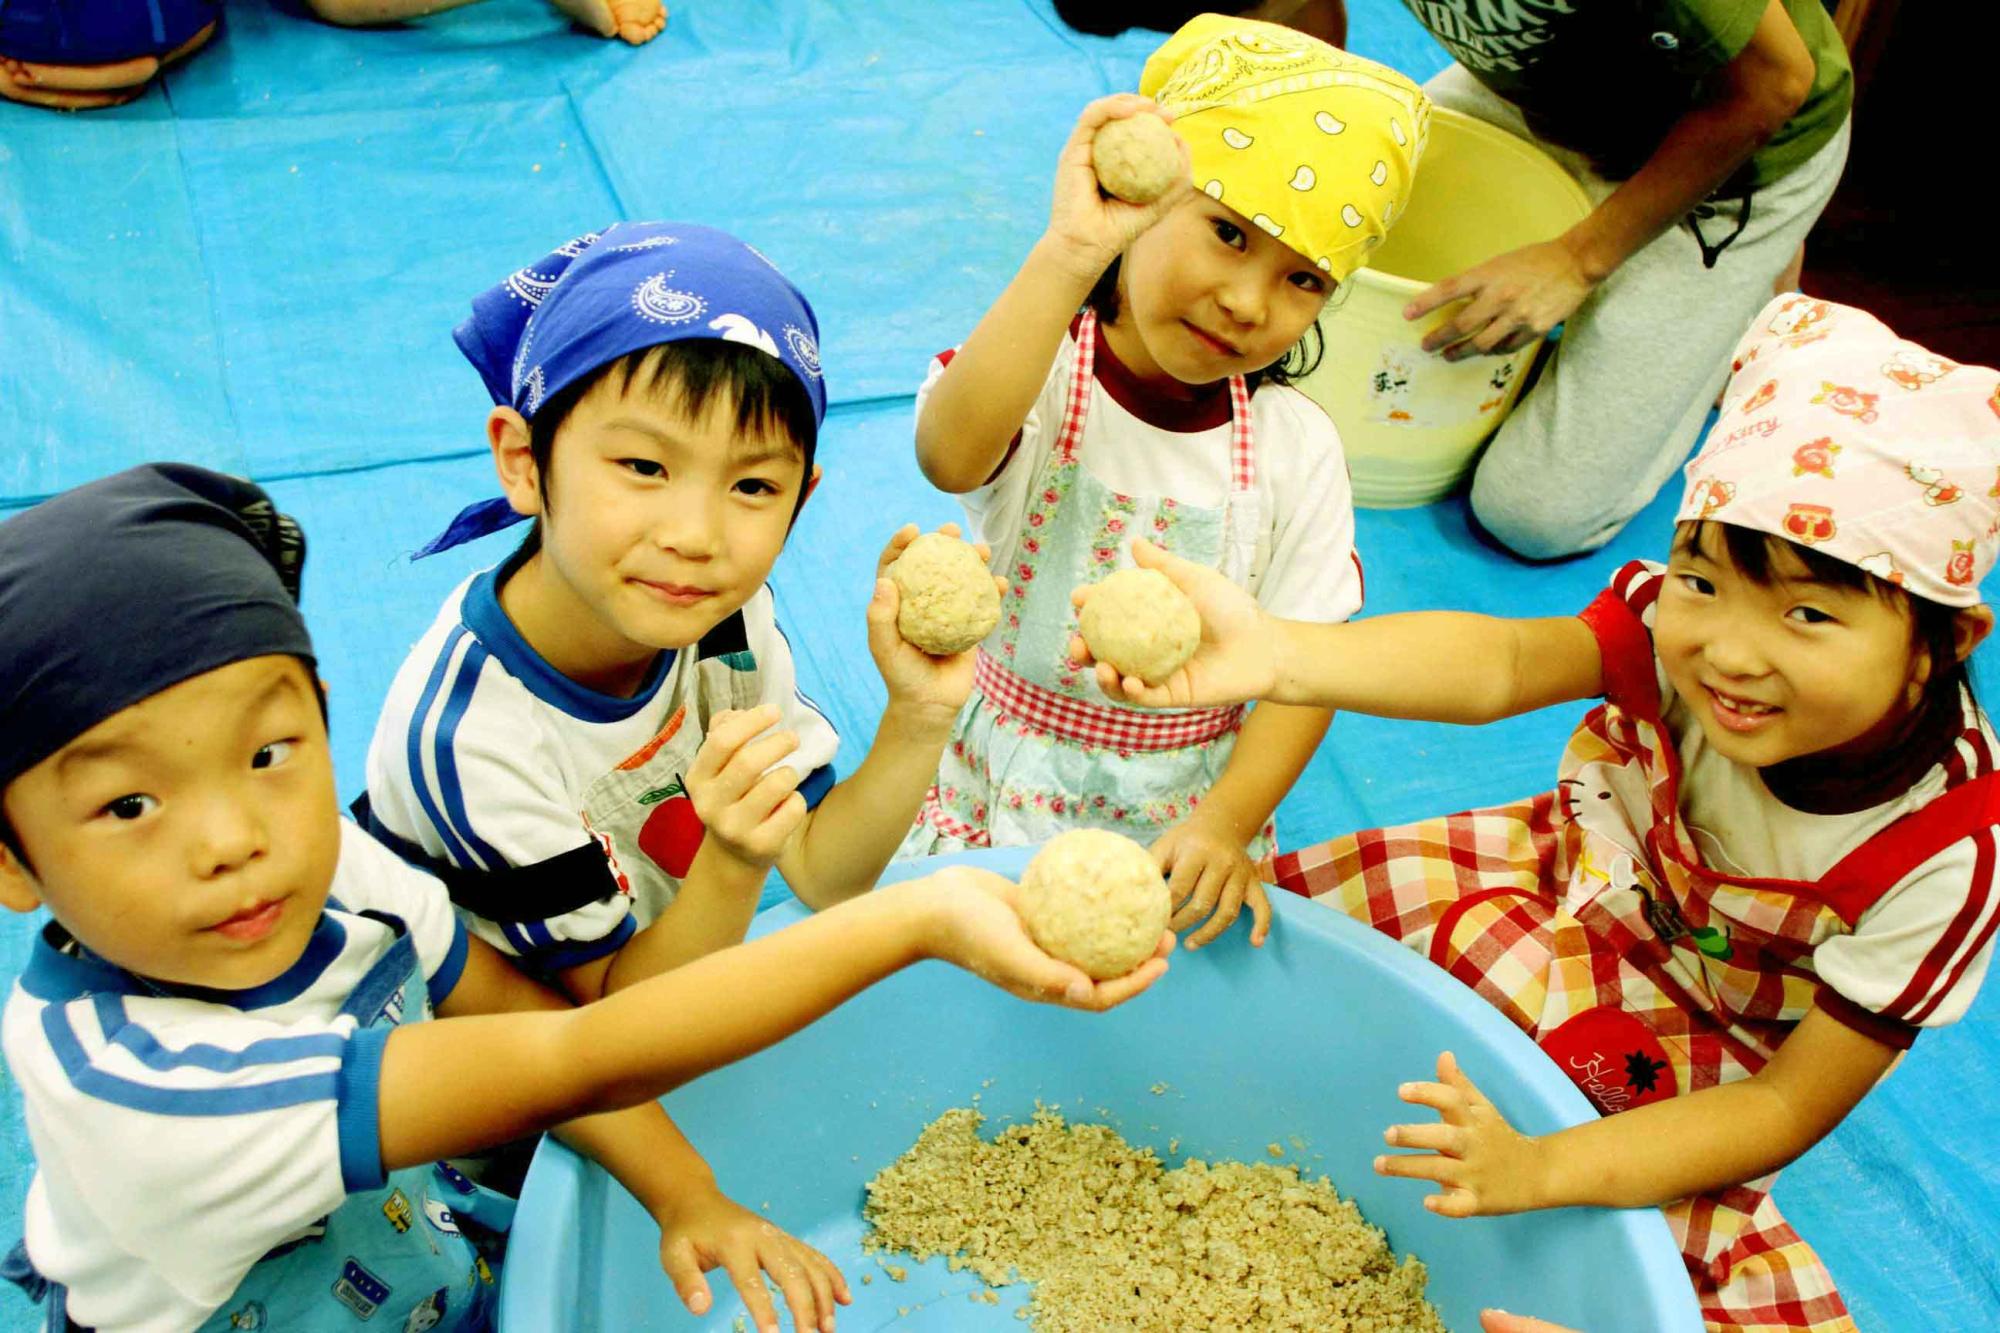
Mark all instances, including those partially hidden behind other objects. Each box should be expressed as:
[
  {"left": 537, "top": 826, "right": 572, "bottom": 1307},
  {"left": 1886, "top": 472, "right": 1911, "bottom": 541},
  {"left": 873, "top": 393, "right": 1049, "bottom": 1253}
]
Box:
[
  {"left": 686, "top": 705, "right": 808, "bottom": 871},
  {"left": 652, "top": 1180, "right": 849, "bottom": 1333},
  {"left": 1151, "top": 817, "right": 1272, "bottom": 949},
  {"left": 868, "top": 523, "right": 1004, "bottom": 723},
  {"left": 1375, "top": 1051, "right": 1548, "bottom": 1217},
  {"left": 916, "top": 864, "right": 1173, "bottom": 1011},
  {"left": 1045, "top": 95, "right": 1193, "bottom": 282},
  {"left": 1070, "top": 539, "right": 1279, "bottom": 708}
]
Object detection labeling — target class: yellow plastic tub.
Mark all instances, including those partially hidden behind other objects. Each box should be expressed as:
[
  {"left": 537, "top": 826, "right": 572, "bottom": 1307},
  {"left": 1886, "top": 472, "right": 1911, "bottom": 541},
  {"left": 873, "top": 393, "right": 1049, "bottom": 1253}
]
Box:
[{"left": 1297, "top": 106, "right": 1594, "bottom": 508}]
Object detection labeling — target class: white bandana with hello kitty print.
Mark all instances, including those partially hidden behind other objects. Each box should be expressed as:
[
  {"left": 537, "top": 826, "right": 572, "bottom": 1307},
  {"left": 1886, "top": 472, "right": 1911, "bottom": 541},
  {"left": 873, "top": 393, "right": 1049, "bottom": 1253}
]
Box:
[{"left": 1678, "top": 294, "right": 2000, "bottom": 608}]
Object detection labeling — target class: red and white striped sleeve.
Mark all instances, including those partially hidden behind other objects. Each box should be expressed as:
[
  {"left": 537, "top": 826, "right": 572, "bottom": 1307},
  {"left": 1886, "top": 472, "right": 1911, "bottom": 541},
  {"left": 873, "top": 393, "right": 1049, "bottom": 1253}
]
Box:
[
  {"left": 1815, "top": 829, "right": 1999, "bottom": 1041},
  {"left": 1577, "top": 559, "right": 1668, "bottom": 714}
]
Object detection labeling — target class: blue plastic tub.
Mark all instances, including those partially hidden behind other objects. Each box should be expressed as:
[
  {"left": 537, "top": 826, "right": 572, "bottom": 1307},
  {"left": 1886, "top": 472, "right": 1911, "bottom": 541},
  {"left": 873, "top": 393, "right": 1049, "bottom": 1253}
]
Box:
[{"left": 500, "top": 847, "right": 1702, "bottom": 1331}]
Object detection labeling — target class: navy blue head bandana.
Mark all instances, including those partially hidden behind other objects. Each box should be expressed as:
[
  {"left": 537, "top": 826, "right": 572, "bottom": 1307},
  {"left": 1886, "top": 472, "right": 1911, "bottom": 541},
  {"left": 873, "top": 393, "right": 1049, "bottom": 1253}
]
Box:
[
  {"left": 0, "top": 464, "right": 314, "bottom": 794},
  {"left": 419, "top": 221, "right": 828, "bottom": 557}
]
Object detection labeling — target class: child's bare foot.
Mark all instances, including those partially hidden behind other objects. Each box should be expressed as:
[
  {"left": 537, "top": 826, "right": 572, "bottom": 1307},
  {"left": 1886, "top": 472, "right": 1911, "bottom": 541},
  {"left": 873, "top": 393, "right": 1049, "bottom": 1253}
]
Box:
[{"left": 549, "top": 0, "right": 665, "bottom": 44}]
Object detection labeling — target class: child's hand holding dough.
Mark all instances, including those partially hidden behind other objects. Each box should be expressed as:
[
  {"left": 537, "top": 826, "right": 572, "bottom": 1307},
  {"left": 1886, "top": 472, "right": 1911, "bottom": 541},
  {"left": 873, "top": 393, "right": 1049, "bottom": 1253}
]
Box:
[
  {"left": 915, "top": 861, "right": 1173, "bottom": 1009},
  {"left": 1091, "top": 110, "right": 1185, "bottom": 205},
  {"left": 1046, "top": 96, "right": 1193, "bottom": 286},
  {"left": 1071, "top": 540, "right": 1283, "bottom": 709},
  {"left": 869, "top": 523, "right": 1007, "bottom": 723},
  {"left": 1015, "top": 829, "right": 1173, "bottom": 980},
  {"left": 1076, "top": 566, "right": 1201, "bottom": 686},
  {"left": 887, "top": 530, "right": 1001, "bottom": 655}
]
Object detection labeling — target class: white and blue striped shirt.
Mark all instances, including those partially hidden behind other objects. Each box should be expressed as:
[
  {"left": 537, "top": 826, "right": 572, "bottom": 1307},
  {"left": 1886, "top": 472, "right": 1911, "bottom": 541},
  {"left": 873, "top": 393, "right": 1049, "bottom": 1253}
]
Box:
[
  {"left": 362, "top": 555, "right": 839, "bottom": 973},
  {"left": 1, "top": 822, "right": 467, "bottom": 1332}
]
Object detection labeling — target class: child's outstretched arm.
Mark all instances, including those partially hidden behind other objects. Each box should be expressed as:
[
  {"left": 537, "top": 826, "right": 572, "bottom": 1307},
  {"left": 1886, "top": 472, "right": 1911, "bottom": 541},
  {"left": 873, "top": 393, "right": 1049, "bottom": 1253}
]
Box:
[
  {"left": 1376, "top": 1007, "right": 1899, "bottom": 1217},
  {"left": 1074, "top": 539, "right": 1605, "bottom": 723},
  {"left": 438, "top": 942, "right": 846, "bottom": 1332},
  {"left": 377, "top": 865, "right": 1168, "bottom": 1164},
  {"left": 916, "top": 96, "right": 1190, "bottom": 493}
]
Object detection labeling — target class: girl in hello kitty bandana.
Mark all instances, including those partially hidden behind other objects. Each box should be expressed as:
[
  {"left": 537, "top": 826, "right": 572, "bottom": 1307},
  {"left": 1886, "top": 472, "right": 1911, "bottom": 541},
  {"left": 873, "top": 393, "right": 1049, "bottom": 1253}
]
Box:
[{"left": 1075, "top": 294, "right": 2000, "bottom": 1331}]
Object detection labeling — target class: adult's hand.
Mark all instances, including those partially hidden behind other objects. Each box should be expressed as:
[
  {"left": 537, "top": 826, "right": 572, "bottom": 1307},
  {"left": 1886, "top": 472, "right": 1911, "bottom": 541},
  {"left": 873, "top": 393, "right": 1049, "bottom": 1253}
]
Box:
[{"left": 1404, "top": 238, "right": 1596, "bottom": 360}]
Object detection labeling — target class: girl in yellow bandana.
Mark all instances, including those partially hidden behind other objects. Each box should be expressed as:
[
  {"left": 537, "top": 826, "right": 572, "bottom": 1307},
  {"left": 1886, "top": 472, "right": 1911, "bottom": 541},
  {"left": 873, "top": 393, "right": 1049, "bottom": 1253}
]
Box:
[{"left": 900, "top": 16, "right": 1427, "bottom": 951}]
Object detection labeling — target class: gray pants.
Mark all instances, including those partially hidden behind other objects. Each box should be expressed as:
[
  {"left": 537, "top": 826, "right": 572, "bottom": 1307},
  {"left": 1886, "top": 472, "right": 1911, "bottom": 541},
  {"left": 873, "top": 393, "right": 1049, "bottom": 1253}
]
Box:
[{"left": 1424, "top": 65, "right": 1852, "bottom": 558}]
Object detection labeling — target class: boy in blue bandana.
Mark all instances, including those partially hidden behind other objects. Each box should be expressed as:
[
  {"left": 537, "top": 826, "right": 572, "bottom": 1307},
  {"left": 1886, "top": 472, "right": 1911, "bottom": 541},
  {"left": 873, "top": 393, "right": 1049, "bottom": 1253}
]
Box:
[
  {"left": 0, "top": 464, "right": 1164, "bottom": 1333},
  {"left": 362, "top": 223, "right": 997, "bottom": 1004}
]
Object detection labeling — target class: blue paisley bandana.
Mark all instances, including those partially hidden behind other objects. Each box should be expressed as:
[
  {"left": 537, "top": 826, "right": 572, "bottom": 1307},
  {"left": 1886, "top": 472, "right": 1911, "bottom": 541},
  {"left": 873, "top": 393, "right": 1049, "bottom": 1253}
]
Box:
[{"left": 422, "top": 221, "right": 827, "bottom": 556}]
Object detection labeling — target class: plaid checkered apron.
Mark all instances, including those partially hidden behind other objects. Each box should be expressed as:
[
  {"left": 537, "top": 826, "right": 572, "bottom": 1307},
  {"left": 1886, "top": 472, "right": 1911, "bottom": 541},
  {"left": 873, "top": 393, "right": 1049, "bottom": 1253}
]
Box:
[
  {"left": 1272, "top": 584, "right": 2000, "bottom": 1332},
  {"left": 901, "top": 309, "right": 1274, "bottom": 857}
]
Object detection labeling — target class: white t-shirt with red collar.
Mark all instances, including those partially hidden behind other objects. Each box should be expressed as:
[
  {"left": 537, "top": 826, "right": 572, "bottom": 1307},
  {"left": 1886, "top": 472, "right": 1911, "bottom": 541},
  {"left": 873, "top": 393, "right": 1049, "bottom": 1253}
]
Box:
[{"left": 924, "top": 321, "right": 1365, "bottom": 625}]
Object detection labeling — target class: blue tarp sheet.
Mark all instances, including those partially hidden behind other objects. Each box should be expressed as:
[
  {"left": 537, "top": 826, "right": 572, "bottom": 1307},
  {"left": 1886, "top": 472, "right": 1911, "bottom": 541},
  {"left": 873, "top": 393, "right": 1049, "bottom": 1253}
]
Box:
[{"left": 2, "top": 2, "right": 1993, "bottom": 1327}]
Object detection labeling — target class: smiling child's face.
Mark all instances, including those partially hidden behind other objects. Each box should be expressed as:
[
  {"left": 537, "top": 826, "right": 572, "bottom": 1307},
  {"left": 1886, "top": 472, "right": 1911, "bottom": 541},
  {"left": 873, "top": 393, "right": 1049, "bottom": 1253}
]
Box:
[
  {"left": 519, "top": 369, "right": 813, "bottom": 670},
  {"left": 0, "top": 656, "right": 342, "bottom": 992},
  {"left": 1111, "top": 194, "right": 1333, "bottom": 387},
  {"left": 1655, "top": 526, "right": 1931, "bottom": 769}
]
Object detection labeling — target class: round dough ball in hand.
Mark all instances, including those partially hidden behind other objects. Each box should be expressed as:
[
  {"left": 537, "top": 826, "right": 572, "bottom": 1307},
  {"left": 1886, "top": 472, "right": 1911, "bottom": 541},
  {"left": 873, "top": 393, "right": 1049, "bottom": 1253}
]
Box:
[
  {"left": 1078, "top": 567, "right": 1200, "bottom": 686},
  {"left": 1091, "top": 112, "right": 1184, "bottom": 205},
  {"left": 1017, "top": 829, "right": 1171, "bottom": 980},
  {"left": 888, "top": 531, "right": 1002, "bottom": 656}
]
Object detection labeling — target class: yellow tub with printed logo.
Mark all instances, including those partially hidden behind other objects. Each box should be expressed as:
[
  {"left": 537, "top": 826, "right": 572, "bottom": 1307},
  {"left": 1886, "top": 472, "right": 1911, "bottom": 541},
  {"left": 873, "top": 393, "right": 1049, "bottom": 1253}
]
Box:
[{"left": 1297, "top": 106, "right": 1594, "bottom": 508}]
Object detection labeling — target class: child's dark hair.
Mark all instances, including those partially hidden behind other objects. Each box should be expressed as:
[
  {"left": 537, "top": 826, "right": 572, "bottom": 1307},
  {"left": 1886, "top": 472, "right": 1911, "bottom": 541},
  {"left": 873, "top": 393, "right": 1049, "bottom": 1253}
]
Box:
[
  {"left": 518, "top": 339, "right": 819, "bottom": 556},
  {"left": 1085, "top": 256, "right": 1327, "bottom": 391},
  {"left": 0, "top": 816, "right": 24, "bottom": 874},
  {"left": 1676, "top": 520, "right": 1976, "bottom": 720}
]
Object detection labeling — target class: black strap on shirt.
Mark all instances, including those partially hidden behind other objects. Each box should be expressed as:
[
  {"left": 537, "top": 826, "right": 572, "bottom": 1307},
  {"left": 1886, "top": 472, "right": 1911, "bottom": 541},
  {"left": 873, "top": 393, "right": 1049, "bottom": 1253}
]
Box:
[
  {"left": 696, "top": 607, "right": 750, "bottom": 659},
  {"left": 348, "top": 793, "right": 623, "bottom": 923}
]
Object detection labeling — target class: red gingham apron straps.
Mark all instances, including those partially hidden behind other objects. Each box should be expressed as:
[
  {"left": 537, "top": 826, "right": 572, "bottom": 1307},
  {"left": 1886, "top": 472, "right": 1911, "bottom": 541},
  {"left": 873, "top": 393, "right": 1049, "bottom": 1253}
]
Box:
[
  {"left": 918, "top": 312, "right": 1268, "bottom": 844},
  {"left": 976, "top": 309, "right": 1257, "bottom": 751},
  {"left": 1053, "top": 308, "right": 1099, "bottom": 465}
]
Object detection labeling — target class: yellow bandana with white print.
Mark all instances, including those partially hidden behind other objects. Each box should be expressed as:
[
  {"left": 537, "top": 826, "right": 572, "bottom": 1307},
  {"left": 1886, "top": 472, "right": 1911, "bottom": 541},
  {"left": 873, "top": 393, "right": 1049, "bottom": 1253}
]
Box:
[{"left": 1140, "top": 15, "right": 1429, "bottom": 282}]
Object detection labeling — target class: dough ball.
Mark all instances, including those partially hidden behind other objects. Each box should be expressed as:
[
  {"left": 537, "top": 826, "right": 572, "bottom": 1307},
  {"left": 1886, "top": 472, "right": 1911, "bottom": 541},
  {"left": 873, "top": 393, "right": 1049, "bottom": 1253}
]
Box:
[
  {"left": 1091, "top": 112, "right": 1183, "bottom": 205},
  {"left": 888, "top": 531, "right": 1001, "bottom": 656},
  {"left": 1017, "top": 829, "right": 1169, "bottom": 980},
  {"left": 1078, "top": 567, "right": 1199, "bottom": 686}
]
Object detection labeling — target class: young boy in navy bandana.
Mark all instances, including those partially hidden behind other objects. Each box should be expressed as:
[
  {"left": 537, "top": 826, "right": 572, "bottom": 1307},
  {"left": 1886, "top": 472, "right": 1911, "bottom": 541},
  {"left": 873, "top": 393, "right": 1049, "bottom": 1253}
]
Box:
[
  {"left": 0, "top": 464, "right": 1165, "bottom": 1333},
  {"left": 362, "top": 223, "right": 999, "bottom": 1004}
]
